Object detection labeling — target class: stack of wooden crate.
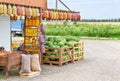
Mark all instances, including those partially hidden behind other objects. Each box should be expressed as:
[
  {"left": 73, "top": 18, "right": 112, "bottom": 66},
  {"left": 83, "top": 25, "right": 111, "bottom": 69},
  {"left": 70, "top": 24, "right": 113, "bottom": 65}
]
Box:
[
  {"left": 42, "top": 46, "right": 73, "bottom": 66},
  {"left": 42, "top": 41, "right": 84, "bottom": 66}
]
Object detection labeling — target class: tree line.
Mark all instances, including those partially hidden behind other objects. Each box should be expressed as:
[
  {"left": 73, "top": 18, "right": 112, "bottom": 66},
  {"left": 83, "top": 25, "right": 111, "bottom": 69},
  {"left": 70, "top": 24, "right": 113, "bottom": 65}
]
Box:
[{"left": 80, "top": 19, "right": 120, "bottom": 22}]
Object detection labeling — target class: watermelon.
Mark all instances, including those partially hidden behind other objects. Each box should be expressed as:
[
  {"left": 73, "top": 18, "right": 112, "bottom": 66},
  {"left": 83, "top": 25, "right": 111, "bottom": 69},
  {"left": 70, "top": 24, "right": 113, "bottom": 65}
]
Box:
[
  {"left": 44, "top": 58, "right": 50, "bottom": 61},
  {"left": 58, "top": 42, "right": 65, "bottom": 47}
]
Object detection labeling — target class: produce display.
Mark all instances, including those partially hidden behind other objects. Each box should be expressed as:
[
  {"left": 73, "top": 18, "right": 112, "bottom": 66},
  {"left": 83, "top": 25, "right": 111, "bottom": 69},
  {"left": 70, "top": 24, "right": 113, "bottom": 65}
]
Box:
[
  {"left": 3, "top": 4, "right": 7, "bottom": 14},
  {"left": 24, "top": 17, "right": 41, "bottom": 54},
  {"left": 43, "top": 37, "right": 80, "bottom": 62},
  {"left": 25, "top": 17, "right": 40, "bottom": 27},
  {"left": 25, "top": 28, "right": 37, "bottom": 36},
  {"left": 0, "top": 3, "right": 4, "bottom": 14},
  {"left": 42, "top": 36, "right": 84, "bottom": 66},
  {"left": 44, "top": 36, "right": 80, "bottom": 48},
  {"left": 42, "top": 9, "right": 81, "bottom": 21},
  {"left": 8, "top": 4, "right": 12, "bottom": 15}
]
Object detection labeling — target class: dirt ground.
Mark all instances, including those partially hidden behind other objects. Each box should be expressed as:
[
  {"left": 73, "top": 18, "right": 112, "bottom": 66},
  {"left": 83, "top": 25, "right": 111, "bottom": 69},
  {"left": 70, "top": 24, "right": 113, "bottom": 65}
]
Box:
[{"left": 1, "top": 40, "right": 120, "bottom": 81}]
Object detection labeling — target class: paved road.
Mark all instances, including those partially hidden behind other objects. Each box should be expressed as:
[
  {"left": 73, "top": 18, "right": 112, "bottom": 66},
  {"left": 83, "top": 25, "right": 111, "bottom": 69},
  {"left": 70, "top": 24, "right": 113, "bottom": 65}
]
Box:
[{"left": 1, "top": 40, "right": 120, "bottom": 81}]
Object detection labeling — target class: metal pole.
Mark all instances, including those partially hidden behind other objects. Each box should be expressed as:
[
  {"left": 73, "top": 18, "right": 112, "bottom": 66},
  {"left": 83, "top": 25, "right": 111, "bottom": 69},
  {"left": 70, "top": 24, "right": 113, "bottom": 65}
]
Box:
[
  {"left": 56, "top": 0, "right": 58, "bottom": 10},
  {"left": 58, "top": 0, "right": 72, "bottom": 12}
]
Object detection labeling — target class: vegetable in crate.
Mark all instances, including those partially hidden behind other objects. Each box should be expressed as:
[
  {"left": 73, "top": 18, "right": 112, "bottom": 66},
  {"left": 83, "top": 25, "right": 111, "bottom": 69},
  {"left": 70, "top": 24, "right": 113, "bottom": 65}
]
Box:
[{"left": 44, "top": 57, "right": 50, "bottom": 61}]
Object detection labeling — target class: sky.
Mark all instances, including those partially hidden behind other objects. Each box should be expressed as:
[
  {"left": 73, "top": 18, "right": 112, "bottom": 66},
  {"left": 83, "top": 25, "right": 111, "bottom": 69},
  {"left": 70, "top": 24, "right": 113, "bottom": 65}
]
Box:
[{"left": 47, "top": 0, "right": 120, "bottom": 19}]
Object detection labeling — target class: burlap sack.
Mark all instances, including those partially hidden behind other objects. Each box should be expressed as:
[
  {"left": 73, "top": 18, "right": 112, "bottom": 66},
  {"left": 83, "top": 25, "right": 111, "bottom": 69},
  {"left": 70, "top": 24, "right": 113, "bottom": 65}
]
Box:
[
  {"left": 31, "top": 54, "right": 41, "bottom": 71},
  {"left": 20, "top": 54, "right": 31, "bottom": 73}
]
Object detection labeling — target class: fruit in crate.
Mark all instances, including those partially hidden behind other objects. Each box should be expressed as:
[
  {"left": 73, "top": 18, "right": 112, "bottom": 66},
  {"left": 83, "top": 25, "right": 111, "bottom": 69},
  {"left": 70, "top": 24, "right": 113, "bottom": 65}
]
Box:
[
  {"left": 25, "top": 37, "right": 30, "bottom": 46},
  {"left": 44, "top": 58, "right": 50, "bottom": 61},
  {"left": 32, "top": 18, "right": 36, "bottom": 26},
  {"left": 32, "top": 37, "right": 37, "bottom": 46},
  {"left": 29, "top": 18, "right": 32, "bottom": 26},
  {"left": 36, "top": 17, "right": 40, "bottom": 26},
  {"left": 25, "top": 18, "right": 29, "bottom": 26}
]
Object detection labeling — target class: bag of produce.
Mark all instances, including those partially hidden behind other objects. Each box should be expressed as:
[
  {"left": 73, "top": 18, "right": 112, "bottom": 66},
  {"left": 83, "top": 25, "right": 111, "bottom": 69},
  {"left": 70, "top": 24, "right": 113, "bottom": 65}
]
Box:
[
  {"left": 25, "top": 7, "right": 29, "bottom": 16},
  {"left": 31, "top": 54, "right": 41, "bottom": 71},
  {"left": 36, "top": 8, "right": 39, "bottom": 17},
  {"left": 17, "top": 6, "right": 21, "bottom": 16},
  {"left": 21, "top": 6, "right": 25, "bottom": 16},
  {"left": 20, "top": 54, "right": 31, "bottom": 73},
  {"left": 8, "top": 4, "right": 12, "bottom": 15},
  {"left": 28, "top": 7, "right": 32, "bottom": 16},
  {"left": 0, "top": 3, "right": 4, "bottom": 14},
  {"left": 42, "top": 9, "right": 46, "bottom": 20},
  {"left": 12, "top": 5, "right": 17, "bottom": 16},
  {"left": 3, "top": 4, "right": 7, "bottom": 14},
  {"left": 77, "top": 12, "right": 81, "bottom": 20}
]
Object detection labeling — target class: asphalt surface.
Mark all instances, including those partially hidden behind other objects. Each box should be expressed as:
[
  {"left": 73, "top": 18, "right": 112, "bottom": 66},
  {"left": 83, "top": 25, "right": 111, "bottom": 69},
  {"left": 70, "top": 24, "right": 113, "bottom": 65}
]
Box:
[{"left": 1, "top": 40, "right": 120, "bottom": 81}]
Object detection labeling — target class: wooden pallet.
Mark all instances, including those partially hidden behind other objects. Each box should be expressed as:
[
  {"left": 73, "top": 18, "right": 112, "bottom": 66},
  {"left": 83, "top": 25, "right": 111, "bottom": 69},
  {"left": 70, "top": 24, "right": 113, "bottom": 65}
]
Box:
[
  {"left": 42, "top": 46, "right": 73, "bottom": 66},
  {"left": 20, "top": 71, "right": 40, "bottom": 78}
]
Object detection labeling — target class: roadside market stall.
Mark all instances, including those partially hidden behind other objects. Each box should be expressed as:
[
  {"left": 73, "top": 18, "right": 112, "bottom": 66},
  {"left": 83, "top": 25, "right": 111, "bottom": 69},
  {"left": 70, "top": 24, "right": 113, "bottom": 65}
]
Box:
[
  {"left": 0, "top": 0, "right": 83, "bottom": 78},
  {"left": 0, "top": 0, "right": 47, "bottom": 78}
]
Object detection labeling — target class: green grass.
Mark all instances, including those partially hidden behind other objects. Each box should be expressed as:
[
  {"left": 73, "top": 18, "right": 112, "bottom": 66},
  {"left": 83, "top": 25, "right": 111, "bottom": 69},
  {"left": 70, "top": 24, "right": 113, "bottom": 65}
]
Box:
[{"left": 45, "top": 22, "right": 120, "bottom": 39}]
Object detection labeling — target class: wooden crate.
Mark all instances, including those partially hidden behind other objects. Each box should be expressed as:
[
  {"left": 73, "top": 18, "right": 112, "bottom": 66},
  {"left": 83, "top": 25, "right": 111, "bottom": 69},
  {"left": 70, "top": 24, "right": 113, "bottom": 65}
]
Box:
[
  {"left": 72, "top": 41, "right": 84, "bottom": 62},
  {"left": 42, "top": 46, "right": 73, "bottom": 66},
  {"left": 0, "top": 52, "right": 21, "bottom": 78}
]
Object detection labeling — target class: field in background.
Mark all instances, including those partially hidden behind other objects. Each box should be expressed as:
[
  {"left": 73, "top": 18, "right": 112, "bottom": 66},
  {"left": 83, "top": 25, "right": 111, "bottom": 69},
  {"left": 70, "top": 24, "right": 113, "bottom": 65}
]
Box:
[
  {"left": 43, "top": 21, "right": 120, "bottom": 25},
  {"left": 78, "top": 22, "right": 120, "bottom": 25},
  {"left": 45, "top": 22, "right": 120, "bottom": 39}
]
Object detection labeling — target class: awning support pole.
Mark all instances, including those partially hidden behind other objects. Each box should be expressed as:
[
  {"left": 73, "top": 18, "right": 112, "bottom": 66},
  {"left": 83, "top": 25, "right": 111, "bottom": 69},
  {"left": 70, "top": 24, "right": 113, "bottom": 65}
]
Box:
[{"left": 58, "top": 0, "right": 72, "bottom": 12}]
